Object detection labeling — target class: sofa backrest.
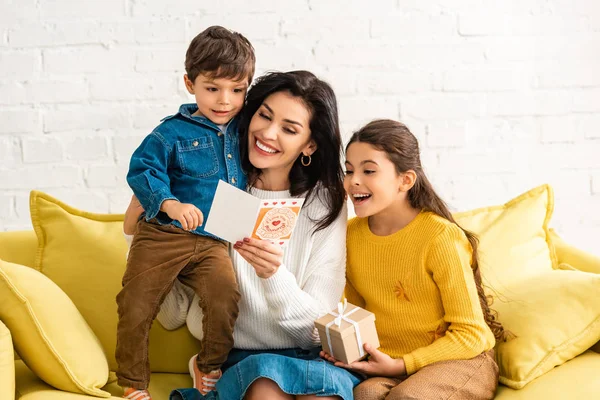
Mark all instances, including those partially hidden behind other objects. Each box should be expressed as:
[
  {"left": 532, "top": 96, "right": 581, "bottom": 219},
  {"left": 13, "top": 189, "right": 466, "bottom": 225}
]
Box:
[{"left": 0, "top": 231, "right": 37, "bottom": 268}]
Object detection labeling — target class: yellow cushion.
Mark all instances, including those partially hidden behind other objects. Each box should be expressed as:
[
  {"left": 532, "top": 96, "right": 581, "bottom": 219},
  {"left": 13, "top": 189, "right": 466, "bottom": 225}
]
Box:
[
  {"left": 0, "top": 319, "right": 15, "bottom": 400},
  {"left": 29, "top": 190, "right": 198, "bottom": 374},
  {"left": 0, "top": 259, "right": 109, "bottom": 397},
  {"left": 454, "top": 185, "right": 600, "bottom": 389},
  {"left": 454, "top": 184, "right": 557, "bottom": 288}
]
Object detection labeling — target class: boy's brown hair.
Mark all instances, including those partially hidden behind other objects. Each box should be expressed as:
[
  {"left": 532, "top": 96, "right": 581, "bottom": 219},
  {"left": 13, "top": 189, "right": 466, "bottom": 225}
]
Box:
[{"left": 185, "top": 26, "right": 255, "bottom": 84}]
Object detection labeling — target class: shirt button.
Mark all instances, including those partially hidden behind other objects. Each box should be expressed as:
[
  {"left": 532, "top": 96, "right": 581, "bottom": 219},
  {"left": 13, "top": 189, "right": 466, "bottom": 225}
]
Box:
[
  {"left": 227, "top": 154, "right": 232, "bottom": 159},
  {"left": 218, "top": 132, "right": 223, "bottom": 137},
  {"left": 231, "top": 178, "right": 236, "bottom": 184},
  {"left": 192, "top": 141, "right": 199, "bottom": 147}
]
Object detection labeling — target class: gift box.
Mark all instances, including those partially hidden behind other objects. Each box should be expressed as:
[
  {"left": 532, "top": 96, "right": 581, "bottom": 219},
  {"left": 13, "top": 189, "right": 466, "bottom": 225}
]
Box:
[{"left": 314, "top": 300, "right": 380, "bottom": 364}]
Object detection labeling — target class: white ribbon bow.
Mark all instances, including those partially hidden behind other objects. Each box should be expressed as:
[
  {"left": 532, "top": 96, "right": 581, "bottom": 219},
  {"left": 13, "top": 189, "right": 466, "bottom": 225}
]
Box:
[{"left": 325, "top": 299, "right": 364, "bottom": 360}]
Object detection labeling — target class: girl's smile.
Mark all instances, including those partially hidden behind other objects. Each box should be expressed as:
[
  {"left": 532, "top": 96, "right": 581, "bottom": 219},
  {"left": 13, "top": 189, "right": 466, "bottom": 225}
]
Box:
[{"left": 349, "top": 192, "right": 372, "bottom": 207}]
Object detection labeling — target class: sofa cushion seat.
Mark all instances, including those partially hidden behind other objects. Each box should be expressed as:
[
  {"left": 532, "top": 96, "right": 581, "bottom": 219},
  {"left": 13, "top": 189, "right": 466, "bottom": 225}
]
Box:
[
  {"left": 15, "top": 361, "right": 192, "bottom": 399},
  {"left": 494, "top": 349, "right": 600, "bottom": 399},
  {"left": 15, "top": 351, "right": 600, "bottom": 399}
]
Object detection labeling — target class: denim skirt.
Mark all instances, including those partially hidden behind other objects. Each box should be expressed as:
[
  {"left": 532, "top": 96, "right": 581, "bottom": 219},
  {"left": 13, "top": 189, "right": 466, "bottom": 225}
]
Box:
[{"left": 170, "top": 347, "right": 362, "bottom": 400}]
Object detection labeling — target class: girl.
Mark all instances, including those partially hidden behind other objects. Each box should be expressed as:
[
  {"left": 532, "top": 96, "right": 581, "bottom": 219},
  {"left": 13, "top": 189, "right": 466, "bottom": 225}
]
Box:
[
  {"left": 125, "top": 71, "right": 361, "bottom": 400},
  {"left": 322, "top": 119, "right": 506, "bottom": 400}
]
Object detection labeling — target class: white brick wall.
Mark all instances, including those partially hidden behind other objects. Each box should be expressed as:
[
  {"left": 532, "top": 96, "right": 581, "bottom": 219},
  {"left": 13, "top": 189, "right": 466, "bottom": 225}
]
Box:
[{"left": 1, "top": 0, "right": 599, "bottom": 256}]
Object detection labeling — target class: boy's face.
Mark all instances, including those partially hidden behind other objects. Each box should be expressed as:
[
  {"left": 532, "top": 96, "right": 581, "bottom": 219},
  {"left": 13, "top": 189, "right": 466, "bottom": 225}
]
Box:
[{"left": 184, "top": 73, "right": 248, "bottom": 125}]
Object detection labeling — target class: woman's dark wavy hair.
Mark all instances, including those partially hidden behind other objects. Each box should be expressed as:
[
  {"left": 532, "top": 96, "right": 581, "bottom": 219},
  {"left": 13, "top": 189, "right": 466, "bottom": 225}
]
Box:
[
  {"left": 239, "top": 71, "right": 345, "bottom": 232},
  {"left": 346, "top": 119, "right": 510, "bottom": 343}
]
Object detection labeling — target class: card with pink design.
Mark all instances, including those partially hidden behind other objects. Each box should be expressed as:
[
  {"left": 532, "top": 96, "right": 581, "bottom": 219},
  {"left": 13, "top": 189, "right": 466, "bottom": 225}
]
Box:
[
  {"left": 250, "top": 199, "right": 304, "bottom": 246},
  {"left": 204, "top": 180, "right": 305, "bottom": 246}
]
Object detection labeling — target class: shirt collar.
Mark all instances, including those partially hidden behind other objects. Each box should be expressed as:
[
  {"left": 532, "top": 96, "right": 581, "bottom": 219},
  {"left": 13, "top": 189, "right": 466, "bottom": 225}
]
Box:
[{"left": 175, "top": 103, "right": 238, "bottom": 133}]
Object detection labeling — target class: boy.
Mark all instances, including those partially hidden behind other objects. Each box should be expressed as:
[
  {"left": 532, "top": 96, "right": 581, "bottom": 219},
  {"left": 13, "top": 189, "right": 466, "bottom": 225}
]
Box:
[{"left": 116, "top": 26, "right": 255, "bottom": 400}]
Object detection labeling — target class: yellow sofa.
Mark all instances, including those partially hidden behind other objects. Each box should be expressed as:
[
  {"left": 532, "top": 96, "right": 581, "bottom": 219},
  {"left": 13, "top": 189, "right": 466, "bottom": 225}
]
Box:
[
  {"left": 2, "top": 230, "right": 600, "bottom": 399},
  {"left": 1, "top": 186, "right": 600, "bottom": 399}
]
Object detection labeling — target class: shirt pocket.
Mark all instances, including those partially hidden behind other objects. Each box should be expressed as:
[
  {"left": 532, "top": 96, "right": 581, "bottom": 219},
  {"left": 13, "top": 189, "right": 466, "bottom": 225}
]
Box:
[{"left": 177, "top": 136, "right": 219, "bottom": 178}]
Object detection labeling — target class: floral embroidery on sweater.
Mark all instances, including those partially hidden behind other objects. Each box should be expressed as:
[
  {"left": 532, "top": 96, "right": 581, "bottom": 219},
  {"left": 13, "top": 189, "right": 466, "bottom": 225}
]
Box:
[
  {"left": 428, "top": 322, "right": 448, "bottom": 343},
  {"left": 394, "top": 280, "right": 410, "bottom": 301}
]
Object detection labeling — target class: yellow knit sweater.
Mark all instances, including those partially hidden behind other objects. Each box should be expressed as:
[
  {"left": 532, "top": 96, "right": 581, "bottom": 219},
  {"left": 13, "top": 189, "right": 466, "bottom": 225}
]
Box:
[{"left": 345, "top": 211, "right": 495, "bottom": 375}]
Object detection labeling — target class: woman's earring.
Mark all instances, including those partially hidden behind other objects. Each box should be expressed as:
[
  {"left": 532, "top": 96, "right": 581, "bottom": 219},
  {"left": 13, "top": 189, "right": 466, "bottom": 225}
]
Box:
[{"left": 301, "top": 154, "right": 312, "bottom": 167}]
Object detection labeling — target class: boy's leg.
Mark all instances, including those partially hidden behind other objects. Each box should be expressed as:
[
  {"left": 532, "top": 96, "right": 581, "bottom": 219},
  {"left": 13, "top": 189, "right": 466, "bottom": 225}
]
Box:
[
  {"left": 387, "top": 350, "right": 499, "bottom": 400},
  {"left": 116, "top": 220, "right": 197, "bottom": 389},
  {"left": 179, "top": 238, "right": 240, "bottom": 373}
]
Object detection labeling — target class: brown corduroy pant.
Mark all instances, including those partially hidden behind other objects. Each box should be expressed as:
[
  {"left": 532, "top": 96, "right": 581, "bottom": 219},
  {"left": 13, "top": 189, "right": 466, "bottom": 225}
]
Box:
[
  {"left": 115, "top": 220, "right": 240, "bottom": 390},
  {"left": 354, "top": 350, "right": 499, "bottom": 400}
]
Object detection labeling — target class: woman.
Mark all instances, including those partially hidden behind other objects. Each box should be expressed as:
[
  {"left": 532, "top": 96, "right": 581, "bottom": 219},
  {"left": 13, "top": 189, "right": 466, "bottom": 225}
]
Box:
[{"left": 127, "top": 71, "right": 360, "bottom": 400}]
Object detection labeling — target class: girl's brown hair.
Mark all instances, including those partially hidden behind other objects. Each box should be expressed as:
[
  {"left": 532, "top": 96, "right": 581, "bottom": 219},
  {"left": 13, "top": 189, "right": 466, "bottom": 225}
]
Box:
[{"left": 347, "top": 119, "right": 508, "bottom": 342}]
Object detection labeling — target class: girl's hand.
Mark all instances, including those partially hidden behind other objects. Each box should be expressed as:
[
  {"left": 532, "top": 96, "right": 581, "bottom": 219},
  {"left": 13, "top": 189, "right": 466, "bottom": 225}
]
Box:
[
  {"left": 234, "top": 237, "right": 283, "bottom": 279},
  {"left": 320, "top": 350, "right": 339, "bottom": 364},
  {"left": 321, "top": 343, "right": 407, "bottom": 378},
  {"left": 124, "top": 195, "right": 145, "bottom": 235}
]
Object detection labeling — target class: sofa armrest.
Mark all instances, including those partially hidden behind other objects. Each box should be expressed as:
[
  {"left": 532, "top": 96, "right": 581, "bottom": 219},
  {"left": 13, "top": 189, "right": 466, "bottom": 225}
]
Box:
[
  {"left": 0, "top": 320, "right": 15, "bottom": 400},
  {"left": 551, "top": 230, "right": 600, "bottom": 354},
  {"left": 550, "top": 229, "right": 600, "bottom": 274}
]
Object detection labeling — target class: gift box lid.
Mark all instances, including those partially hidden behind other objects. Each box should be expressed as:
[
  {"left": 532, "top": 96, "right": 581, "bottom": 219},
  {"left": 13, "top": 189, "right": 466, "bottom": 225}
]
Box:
[{"left": 314, "top": 303, "right": 376, "bottom": 339}]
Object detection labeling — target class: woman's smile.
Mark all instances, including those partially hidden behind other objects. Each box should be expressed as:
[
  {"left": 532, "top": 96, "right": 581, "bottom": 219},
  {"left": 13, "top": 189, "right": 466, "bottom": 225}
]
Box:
[{"left": 254, "top": 139, "right": 280, "bottom": 154}]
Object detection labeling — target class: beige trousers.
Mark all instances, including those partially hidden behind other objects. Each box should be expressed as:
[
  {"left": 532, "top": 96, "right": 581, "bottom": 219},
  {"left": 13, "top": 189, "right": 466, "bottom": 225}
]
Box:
[{"left": 354, "top": 350, "right": 499, "bottom": 400}]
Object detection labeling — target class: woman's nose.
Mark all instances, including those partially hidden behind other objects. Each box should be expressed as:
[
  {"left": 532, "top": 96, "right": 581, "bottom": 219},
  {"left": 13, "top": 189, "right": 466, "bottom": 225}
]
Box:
[{"left": 262, "top": 123, "right": 278, "bottom": 140}]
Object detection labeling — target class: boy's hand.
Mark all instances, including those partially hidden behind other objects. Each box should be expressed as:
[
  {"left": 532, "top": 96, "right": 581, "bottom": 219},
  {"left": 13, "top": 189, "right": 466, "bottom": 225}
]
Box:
[{"left": 161, "top": 200, "right": 203, "bottom": 231}]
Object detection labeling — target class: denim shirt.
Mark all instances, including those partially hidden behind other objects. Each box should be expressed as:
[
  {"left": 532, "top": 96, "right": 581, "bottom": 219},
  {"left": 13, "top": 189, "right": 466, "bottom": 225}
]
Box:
[{"left": 127, "top": 103, "right": 247, "bottom": 239}]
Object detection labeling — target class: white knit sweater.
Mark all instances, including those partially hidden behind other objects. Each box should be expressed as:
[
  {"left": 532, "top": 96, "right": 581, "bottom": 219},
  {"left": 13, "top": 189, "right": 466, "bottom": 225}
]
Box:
[{"left": 154, "top": 186, "right": 347, "bottom": 350}]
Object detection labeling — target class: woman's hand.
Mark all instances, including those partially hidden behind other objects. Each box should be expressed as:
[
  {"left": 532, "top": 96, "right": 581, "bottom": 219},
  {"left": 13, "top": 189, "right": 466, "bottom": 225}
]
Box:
[
  {"left": 124, "top": 195, "right": 145, "bottom": 235},
  {"left": 234, "top": 237, "right": 283, "bottom": 279},
  {"left": 320, "top": 343, "right": 407, "bottom": 378}
]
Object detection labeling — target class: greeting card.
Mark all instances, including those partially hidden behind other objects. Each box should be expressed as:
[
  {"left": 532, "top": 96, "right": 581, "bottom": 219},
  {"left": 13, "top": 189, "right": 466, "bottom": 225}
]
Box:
[
  {"left": 204, "top": 180, "right": 305, "bottom": 246},
  {"left": 251, "top": 199, "right": 304, "bottom": 246}
]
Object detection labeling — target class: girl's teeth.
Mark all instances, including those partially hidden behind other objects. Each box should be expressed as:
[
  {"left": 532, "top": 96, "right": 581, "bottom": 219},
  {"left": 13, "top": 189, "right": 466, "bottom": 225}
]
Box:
[{"left": 256, "top": 140, "right": 276, "bottom": 153}]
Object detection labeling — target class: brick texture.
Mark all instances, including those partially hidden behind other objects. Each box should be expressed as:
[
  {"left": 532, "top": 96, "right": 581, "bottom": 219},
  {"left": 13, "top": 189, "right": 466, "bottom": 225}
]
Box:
[{"left": 0, "top": 0, "right": 598, "bottom": 255}]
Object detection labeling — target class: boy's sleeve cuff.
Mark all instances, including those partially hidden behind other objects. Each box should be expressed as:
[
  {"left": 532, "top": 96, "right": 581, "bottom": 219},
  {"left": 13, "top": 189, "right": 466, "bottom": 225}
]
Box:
[{"left": 145, "top": 192, "right": 177, "bottom": 219}]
